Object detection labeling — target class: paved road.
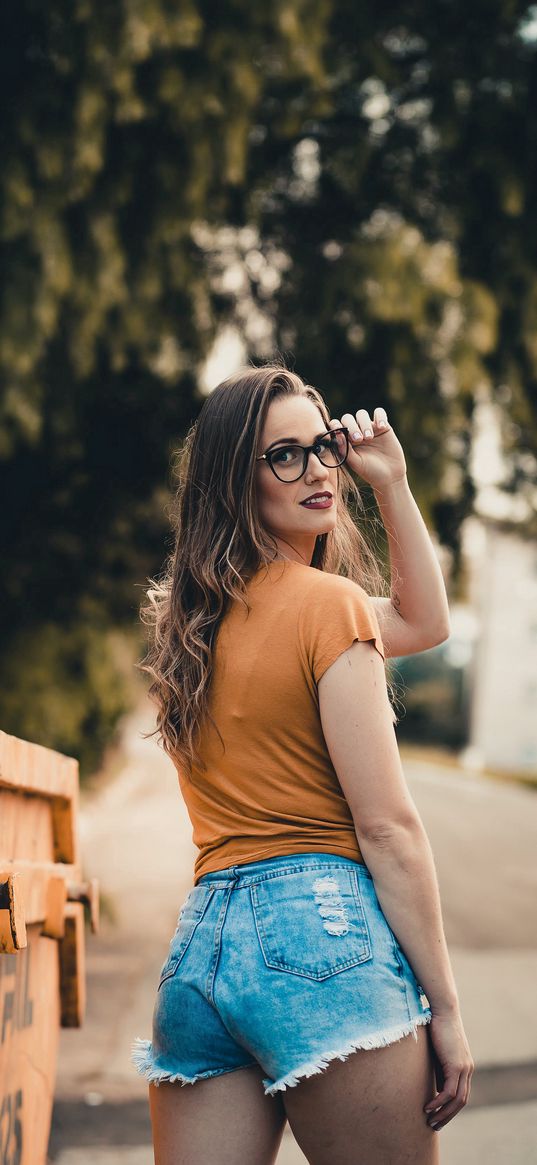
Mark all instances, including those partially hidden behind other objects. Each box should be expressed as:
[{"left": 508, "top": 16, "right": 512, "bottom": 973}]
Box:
[
  {"left": 48, "top": 701, "right": 537, "bottom": 1163},
  {"left": 49, "top": 1103, "right": 537, "bottom": 1165}
]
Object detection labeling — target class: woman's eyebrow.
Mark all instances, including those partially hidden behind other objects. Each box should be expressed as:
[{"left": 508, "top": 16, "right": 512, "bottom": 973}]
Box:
[{"left": 265, "top": 431, "right": 328, "bottom": 451}]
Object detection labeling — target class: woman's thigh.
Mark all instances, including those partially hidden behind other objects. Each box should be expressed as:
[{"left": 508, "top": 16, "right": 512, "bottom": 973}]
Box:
[
  {"left": 149, "top": 1063, "right": 287, "bottom": 1165},
  {"left": 281, "top": 1024, "right": 439, "bottom": 1165}
]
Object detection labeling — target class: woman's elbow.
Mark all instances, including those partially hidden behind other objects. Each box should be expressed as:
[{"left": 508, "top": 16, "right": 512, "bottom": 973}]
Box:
[
  {"left": 401, "top": 615, "right": 451, "bottom": 655},
  {"left": 424, "top": 617, "right": 451, "bottom": 650},
  {"left": 417, "top": 610, "right": 449, "bottom": 657}
]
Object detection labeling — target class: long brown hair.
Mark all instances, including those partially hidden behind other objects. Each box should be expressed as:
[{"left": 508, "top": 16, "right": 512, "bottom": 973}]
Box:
[{"left": 138, "top": 361, "right": 394, "bottom": 776}]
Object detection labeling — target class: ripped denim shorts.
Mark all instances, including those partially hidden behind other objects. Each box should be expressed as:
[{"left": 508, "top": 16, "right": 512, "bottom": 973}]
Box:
[{"left": 132, "top": 851, "right": 432, "bottom": 1096}]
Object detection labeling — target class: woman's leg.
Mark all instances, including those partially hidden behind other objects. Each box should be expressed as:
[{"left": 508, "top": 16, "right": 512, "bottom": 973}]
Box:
[
  {"left": 149, "top": 1063, "right": 287, "bottom": 1165},
  {"left": 280, "top": 1024, "right": 439, "bottom": 1165}
]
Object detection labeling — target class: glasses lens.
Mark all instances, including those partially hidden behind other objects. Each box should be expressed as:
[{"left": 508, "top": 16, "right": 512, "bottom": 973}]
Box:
[
  {"left": 316, "top": 430, "right": 348, "bottom": 467},
  {"left": 270, "top": 445, "right": 305, "bottom": 481},
  {"left": 269, "top": 430, "right": 348, "bottom": 481}
]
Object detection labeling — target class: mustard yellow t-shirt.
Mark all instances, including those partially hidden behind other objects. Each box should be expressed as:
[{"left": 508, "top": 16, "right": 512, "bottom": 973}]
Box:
[{"left": 176, "top": 560, "right": 386, "bottom": 883}]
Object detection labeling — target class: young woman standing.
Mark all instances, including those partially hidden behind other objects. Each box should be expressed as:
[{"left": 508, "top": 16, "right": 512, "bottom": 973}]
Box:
[{"left": 132, "top": 364, "right": 473, "bottom": 1164}]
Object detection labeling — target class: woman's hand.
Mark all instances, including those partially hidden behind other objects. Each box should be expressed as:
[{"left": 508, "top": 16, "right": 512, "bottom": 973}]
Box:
[
  {"left": 330, "top": 407, "right": 407, "bottom": 492},
  {"left": 424, "top": 1010, "right": 475, "bottom": 1131}
]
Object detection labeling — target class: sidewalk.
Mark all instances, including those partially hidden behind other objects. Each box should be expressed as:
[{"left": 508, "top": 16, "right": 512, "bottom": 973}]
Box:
[
  {"left": 49, "top": 704, "right": 537, "bottom": 1163},
  {"left": 50, "top": 1103, "right": 537, "bottom": 1165}
]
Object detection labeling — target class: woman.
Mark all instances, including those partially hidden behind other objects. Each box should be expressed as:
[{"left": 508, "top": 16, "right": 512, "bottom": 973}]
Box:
[{"left": 132, "top": 363, "right": 473, "bottom": 1164}]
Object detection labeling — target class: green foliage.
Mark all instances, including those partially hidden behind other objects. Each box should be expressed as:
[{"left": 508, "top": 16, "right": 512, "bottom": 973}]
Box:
[
  {"left": 1, "top": 0, "right": 330, "bottom": 769},
  {"left": 1, "top": 1, "right": 536, "bottom": 769},
  {"left": 231, "top": 1, "right": 537, "bottom": 556},
  {"left": 0, "top": 619, "right": 142, "bottom": 778},
  {"left": 1, "top": 0, "right": 328, "bottom": 443}
]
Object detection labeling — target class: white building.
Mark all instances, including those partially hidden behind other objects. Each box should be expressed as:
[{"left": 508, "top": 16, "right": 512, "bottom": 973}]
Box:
[{"left": 461, "top": 515, "right": 537, "bottom": 775}]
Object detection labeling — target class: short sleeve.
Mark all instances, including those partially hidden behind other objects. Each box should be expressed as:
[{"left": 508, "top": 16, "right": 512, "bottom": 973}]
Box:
[{"left": 299, "top": 573, "right": 385, "bottom": 685}]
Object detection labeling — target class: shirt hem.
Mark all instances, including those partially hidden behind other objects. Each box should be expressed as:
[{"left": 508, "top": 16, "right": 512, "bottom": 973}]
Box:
[{"left": 193, "top": 838, "right": 365, "bottom": 884}]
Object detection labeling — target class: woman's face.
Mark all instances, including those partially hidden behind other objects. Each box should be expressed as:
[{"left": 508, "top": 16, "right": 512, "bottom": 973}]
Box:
[{"left": 255, "top": 395, "right": 340, "bottom": 564}]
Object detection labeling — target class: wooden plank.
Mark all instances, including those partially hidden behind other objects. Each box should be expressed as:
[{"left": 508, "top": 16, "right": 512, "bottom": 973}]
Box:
[
  {"left": 0, "top": 862, "right": 77, "bottom": 930},
  {"left": 0, "top": 875, "right": 27, "bottom": 952},
  {"left": 58, "top": 902, "right": 85, "bottom": 1028},
  {"left": 0, "top": 791, "right": 54, "bottom": 863},
  {"left": 0, "top": 926, "right": 60, "bottom": 1165},
  {"left": 0, "top": 728, "right": 91, "bottom": 1163},
  {"left": 51, "top": 794, "right": 77, "bottom": 864},
  {"left": 0, "top": 732, "right": 77, "bottom": 801},
  {"left": 0, "top": 771, "right": 77, "bottom": 867},
  {"left": 42, "top": 876, "right": 68, "bottom": 940}
]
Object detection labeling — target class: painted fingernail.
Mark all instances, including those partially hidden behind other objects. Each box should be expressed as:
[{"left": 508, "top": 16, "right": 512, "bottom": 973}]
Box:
[
  {"left": 378, "top": 420, "right": 387, "bottom": 427},
  {"left": 365, "top": 428, "right": 373, "bottom": 437},
  {"left": 352, "top": 431, "right": 362, "bottom": 441}
]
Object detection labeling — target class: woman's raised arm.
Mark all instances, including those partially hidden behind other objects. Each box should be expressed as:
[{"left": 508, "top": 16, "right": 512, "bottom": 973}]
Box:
[
  {"left": 331, "top": 407, "right": 451, "bottom": 657},
  {"left": 371, "top": 474, "right": 451, "bottom": 657}
]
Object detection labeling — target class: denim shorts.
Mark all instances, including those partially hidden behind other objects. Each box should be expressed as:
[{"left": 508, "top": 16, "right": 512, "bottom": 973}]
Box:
[{"left": 132, "top": 851, "right": 432, "bottom": 1096}]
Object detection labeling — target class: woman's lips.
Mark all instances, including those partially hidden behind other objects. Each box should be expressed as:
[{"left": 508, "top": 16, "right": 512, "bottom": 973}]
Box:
[{"left": 299, "top": 496, "right": 334, "bottom": 509}]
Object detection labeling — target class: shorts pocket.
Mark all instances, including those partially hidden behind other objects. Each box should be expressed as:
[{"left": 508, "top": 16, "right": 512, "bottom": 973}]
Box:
[
  {"left": 157, "top": 884, "right": 213, "bottom": 989},
  {"left": 250, "top": 865, "right": 372, "bottom": 981}
]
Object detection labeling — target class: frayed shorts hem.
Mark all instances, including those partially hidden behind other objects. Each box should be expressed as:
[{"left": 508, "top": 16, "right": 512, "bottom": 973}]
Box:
[
  {"left": 132, "top": 1011, "right": 432, "bottom": 1094},
  {"left": 131, "top": 1037, "right": 257, "bottom": 1087},
  {"left": 262, "top": 1011, "right": 432, "bottom": 1096}
]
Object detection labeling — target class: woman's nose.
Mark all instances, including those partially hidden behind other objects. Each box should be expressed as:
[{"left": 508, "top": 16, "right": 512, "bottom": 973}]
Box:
[{"left": 305, "top": 451, "right": 330, "bottom": 480}]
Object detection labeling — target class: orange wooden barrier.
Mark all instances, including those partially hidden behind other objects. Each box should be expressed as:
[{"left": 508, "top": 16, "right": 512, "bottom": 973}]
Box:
[{"left": 0, "top": 731, "right": 98, "bottom": 1165}]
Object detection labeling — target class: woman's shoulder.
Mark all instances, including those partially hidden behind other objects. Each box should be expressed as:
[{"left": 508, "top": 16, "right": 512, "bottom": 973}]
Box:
[
  {"left": 294, "top": 566, "right": 384, "bottom": 670},
  {"left": 296, "top": 565, "right": 371, "bottom": 603},
  {"left": 251, "top": 561, "right": 374, "bottom": 613},
  {"left": 293, "top": 565, "right": 378, "bottom": 631}
]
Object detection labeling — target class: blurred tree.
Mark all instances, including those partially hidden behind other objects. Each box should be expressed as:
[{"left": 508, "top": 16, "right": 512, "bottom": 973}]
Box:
[
  {"left": 1, "top": 0, "right": 536, "bottom": 769},
  {"left": 1, "top": 0, "right": 329, "bottom": 616},
  {"left": 0, "top": 0, "right": 328, "bottom": 770},
  {"left": 229, "top": 1, "right": 537, "bottom": 564}
]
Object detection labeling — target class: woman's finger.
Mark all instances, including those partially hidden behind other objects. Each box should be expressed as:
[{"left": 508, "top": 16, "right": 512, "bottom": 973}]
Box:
[
  {"left": 338, "top": 408, "right": 390, "bottom": 443},
  {"left": 354, "top": 408, "right": 374, "bottom": 437},
  {"left": 426, "top": 1071, "right": 461, "bottom": 1114},
  {"left": 340, "top": 414, "right": 361, "bottom": 440},
  {"left": 374, "top": 407, "right": 390, "bottom": 430},
  {"left": 427, "top": 1071, "right": 465, "bottom": 1129},
  {"left": 432, "top": 1068, "right": 474, "bottom": 1130}
]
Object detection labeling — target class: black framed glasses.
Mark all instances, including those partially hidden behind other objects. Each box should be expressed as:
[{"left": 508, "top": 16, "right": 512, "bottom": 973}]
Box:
[{"left": 255, "top": 427, "right": 349, "bottom": 483}]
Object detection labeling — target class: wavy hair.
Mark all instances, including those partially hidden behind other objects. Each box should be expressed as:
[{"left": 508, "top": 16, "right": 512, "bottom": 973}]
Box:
[{"left": 138, "top": 360, "right": 395, "bottom": 776}]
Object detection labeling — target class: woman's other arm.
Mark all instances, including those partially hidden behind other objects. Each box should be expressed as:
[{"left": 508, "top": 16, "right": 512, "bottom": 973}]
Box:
[
  {"left": 332, "top": 409, "right": 450, "bottom": 657},
  {"left": 318, "top": 639, "right": 474, "bottom": 1127},
  {"left": 370, "top": 475, "right": 451, "bottom": 658}
]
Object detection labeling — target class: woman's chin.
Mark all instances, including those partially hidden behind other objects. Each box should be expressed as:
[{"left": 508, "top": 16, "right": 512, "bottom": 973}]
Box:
[{"left": 307, "top": 513, "right": 337, "bottom": 534}]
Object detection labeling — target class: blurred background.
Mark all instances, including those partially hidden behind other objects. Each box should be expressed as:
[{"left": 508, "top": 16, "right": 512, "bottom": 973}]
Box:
[{"left": 1, "top": 2, "right": 536, "bottom": 1162}]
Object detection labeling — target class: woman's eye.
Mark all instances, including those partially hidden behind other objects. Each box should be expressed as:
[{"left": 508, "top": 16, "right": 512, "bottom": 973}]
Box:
[{"left": 273, "top": 447, "right": 299, "bottom": 463}]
